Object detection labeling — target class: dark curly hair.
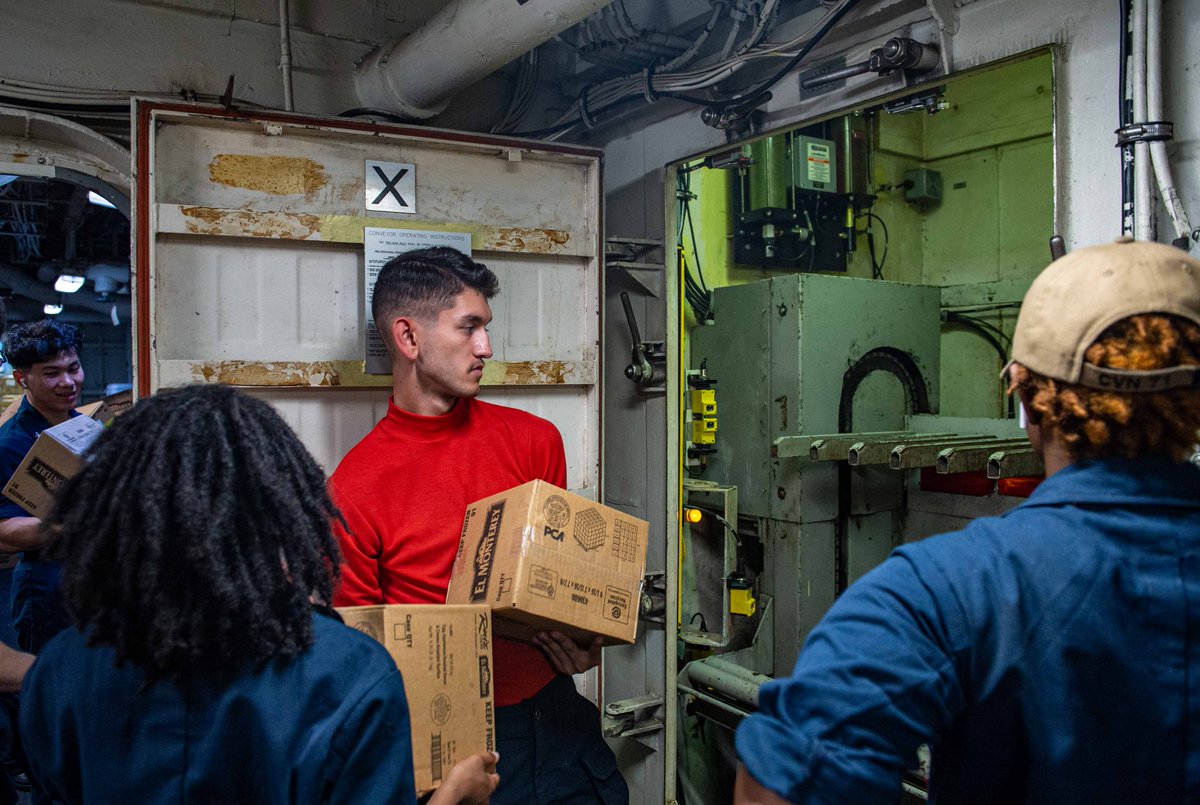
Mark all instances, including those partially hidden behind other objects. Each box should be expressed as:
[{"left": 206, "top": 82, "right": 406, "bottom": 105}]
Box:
[
  {"left": 42, "top": 384, "right": 343, "bottom": 686},
  {"left": 371, "top": 246, "right": 499, "bottom": 337},
  {"left": 1010, "top": 313, "right": 1200, "bottom": 460},
  {"left": 2, "top": 319, "right": 83, "bottom": 370}
]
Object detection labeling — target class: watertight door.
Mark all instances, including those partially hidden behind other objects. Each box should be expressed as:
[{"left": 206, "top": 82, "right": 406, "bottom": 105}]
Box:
[{"left": 132, "top": 100, "right": 601, "bottom": 494}]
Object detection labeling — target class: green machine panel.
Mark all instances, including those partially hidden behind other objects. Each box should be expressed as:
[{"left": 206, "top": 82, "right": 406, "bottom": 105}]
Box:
[
  {"left": 691, "top": 274, "right": 941, "bottom": 672},
  {"left": 691, "top": 274, "right": 941, "bottom": 521}
]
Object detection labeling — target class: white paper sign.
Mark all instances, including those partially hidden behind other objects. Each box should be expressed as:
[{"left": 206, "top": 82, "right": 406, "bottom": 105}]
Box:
[{"left": 363, "top": 228, "right": 473, "bottom": 375}]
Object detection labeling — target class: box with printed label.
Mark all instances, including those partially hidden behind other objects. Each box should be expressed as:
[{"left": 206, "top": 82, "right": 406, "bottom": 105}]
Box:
[
  {"left": 445, "top": 480, "right": 650, "bottom": 645},
  {"left": 336, "top": 604, "right": 495, "bottom": 795},
  {"left": 1, "top": 413, "right": 108, "bottom": 517}
]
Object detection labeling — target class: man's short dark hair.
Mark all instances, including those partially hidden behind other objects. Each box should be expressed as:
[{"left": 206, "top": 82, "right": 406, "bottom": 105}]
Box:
[
  {"left": 371, "top": 247, "right": 499, "bottom": 329},
  {"left": 2, "top": 319, "right": 84, "bottom": 371}
]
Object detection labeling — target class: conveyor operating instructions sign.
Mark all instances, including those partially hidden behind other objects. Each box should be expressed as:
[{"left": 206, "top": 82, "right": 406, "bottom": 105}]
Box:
[{"left": 363, "top": 228, "right": 473, "bottom": 374}]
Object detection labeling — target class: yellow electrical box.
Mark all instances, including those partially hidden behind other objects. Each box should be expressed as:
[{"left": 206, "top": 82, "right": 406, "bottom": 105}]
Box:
[
  {"left": 729, "top": 580, "right": 757, "bottom": 617},
  {"left": 691, "top": 419, "right": 717, "bottom": 444},
  {"left": 690, "top": 389, "right": 717, "bottom": 415}
]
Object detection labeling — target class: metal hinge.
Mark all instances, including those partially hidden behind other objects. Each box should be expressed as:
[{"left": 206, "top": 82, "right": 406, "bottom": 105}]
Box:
[{"left": 602, "top": 694, "right": 664, "bottom": 738}]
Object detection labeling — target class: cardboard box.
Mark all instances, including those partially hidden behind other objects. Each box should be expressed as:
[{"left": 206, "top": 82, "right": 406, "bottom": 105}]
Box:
[
  {"left": 1, "top": 414, "right": 106, "bottom": 516},
  {"left": 337, "top": 604, "right": 495, "bottom": 795},
  {"left": 446, "top": 480, "right": 649, "bottom": 645},
  {"left": 0, "top": 388, "right": 132, "bottom": 429}
]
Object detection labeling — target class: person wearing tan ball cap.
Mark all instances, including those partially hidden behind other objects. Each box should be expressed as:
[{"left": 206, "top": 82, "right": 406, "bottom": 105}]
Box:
[{"left": 734, "top": 238, "right": 1200, "bottom": 805}]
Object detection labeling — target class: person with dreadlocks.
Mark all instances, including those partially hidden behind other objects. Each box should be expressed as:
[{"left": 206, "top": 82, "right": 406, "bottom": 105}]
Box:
[
  {"left": 0, "top": 319, "right": 86, "bottom": 654},
  {"left": 16, "top": 384, "right": 499, "bottom": 805},
  {"left": 734, "top": 238, "right": 1200, "bottom": 805},
  {"left": 330, "top": 247, "right": 627, "bottom": 804}
]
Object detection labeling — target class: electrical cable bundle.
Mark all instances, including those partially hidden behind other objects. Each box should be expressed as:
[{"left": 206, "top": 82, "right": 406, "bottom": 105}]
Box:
[
  {"left": 491, "top": 49, "right": 541, "bottom": 134},
  {"left": 513, "top": 0, "right": 861, "bottom": 140},
  {"left": 677, "top": 170, "right": 713, "bottom": 322},
  {"left": 943, "top": 310, "right": 1017, "bottom": 416}
]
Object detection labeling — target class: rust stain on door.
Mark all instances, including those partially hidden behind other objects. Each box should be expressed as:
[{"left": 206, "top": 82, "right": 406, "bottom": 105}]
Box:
[
  {"left": 180, "top": 206, "right": 320, "bottom": 239},
  {"left": 208, "top": 154, "right": 328, "bottom": 196},
  {"left": 192, "top": 361, "right": 342, "bottom": 387},
  {"left": 484, "top": 228, "right": 572, "bottom": 254}
]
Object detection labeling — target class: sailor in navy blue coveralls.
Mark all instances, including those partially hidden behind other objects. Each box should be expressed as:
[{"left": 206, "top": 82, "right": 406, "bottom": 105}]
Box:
[
  {"left": 735, "top": 238, "right": 1200, "bottom": 804},
  {"left": 737, "top": 457, "right": 1200, "bottom": 803},
  {"left": 0, "top": 397, "right": 76, "bottom": 653},
  {"left": 19, "top": 610, "right": 418, "bottom": 805}
]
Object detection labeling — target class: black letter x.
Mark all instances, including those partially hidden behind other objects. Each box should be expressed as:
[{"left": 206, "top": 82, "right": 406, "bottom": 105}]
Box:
[{"left": 372, "top": 166, "right": 408, "bottom": 207}]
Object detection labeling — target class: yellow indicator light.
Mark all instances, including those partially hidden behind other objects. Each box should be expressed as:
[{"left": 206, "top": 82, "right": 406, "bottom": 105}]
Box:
[{"left": 684, "top": 507, "right": 704, "bottom": 524}]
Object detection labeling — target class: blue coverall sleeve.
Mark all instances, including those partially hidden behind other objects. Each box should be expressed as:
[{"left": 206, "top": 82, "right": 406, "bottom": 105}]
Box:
[
  {"left": 327, "top": 668, "right": 418, "bottom": 805},
  {"left": 734, "top": 550, "right": 969, "bottom": 804},
  {"left": 0, "top": 435, "right": 32, "bottom": 520}
]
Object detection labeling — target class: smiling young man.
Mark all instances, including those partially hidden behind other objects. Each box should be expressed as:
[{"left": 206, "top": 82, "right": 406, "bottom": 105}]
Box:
[
  {"left": 330, "top": 247, "right": 627, "bottom": 804},
  {"left": 0, "top": 319, "right": 85, "bottom": 654}
]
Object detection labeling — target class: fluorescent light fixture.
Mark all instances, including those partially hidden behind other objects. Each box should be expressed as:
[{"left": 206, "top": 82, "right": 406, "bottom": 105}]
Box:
[
  {"left": 54, "top": 274, "right": 85, "bottom": 293},
  {"left": 87, "top": 190, "right": 116, "bottom": 209},
  {"left": 0, "top": 175, "right": 17, "bottom": 190},
  {"left": 43, "top": 303, "right": 63, "bottom": 315}
]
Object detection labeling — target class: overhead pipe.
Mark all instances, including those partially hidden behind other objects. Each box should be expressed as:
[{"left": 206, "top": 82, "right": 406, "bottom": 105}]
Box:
[{"left": 355, "top": 0, "right": 617, "bottom": 121}]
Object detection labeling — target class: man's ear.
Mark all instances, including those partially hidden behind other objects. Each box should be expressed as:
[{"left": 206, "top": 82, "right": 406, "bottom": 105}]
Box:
[
  {"left": 11, "top": 369, "right": 25, "bottom": 390},
  {"left": 389, "top": 316, "right": 420, "bottom": 361}
]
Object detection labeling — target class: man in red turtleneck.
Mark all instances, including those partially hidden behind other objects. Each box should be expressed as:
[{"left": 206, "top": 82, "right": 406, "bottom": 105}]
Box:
[{"left": 331, "top": 246, "right": 627, "bottom": 805}]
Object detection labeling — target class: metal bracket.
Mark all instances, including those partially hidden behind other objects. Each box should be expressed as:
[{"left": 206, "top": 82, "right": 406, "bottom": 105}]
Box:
[
  {"left": 1115, "top": 121, "right": 1174, "bottom": 146},
  {"left": 639, "top": 571, "right": 667, "bottom": 622},
  {"left": 926, "top": 0, "right": 959, "bottom": 34},
  {"left": 602, "top": 694, "right": 665, "bottom": 738},
  {"left": 621, "top": 291, "right": 667, "bottom": 393}
]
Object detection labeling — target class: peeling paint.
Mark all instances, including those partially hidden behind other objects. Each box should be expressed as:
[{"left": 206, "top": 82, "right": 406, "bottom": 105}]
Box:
[
  {"left": 182, "top": 358, "right": 582, "bottom": 388},
  {"left": 10, "top": 153, "right": 28, "bottom": 163},
  {"left": 181, "top": 206, "right": 320, "bottom": 240},
  {"left": 318, "top": 215, "right": 367, "bottom": 244},
  {"left": 485, "top": 227, "right": 571, "bottom": 254},
  {"left": 192, "top": 360, "right": 342, "bottom": 387},
  {"left": 208, "top": 154, "right": 328, "bottom": 196},
  {"left": 483, "top": 360, "right": 573, "bottom": 385}
]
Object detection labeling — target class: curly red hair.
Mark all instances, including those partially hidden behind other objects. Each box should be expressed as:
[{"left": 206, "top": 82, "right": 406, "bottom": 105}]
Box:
[{"left": 1008, "top": 314, "right": 1200, "bottom": 460}]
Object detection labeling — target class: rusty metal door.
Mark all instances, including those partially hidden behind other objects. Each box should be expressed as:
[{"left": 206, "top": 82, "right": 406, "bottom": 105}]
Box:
[{"left": 132, "top": 101, "right": 602, "bottom": 494}]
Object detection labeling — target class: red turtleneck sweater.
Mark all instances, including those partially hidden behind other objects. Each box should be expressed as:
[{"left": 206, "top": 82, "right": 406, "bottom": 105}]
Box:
[{"left": 330, "top": 397, "right": 565, "bottom": 706}]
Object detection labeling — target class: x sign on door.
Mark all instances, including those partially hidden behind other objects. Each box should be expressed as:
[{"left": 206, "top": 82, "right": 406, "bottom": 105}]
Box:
[{"left": 364, "top": 160, "right": 416, "bottom": 214}]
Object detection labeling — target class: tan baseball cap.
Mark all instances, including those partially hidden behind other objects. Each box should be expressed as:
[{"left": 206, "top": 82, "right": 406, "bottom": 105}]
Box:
[{"left": 1009, "top": 237, "right": 1200, "bottom": 392}]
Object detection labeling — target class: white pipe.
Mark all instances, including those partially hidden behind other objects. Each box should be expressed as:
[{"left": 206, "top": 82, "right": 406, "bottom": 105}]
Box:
[
  {"left": 355, "top": 0, "right": 616, "bottom": 120},
  {"left": 1146, "top": 0, "right": 1192, "bottom": 241},
  {"left": 1131, "top": 0, "right": 1153, "bottom": 240},
  {"left": 279, "top": 0, "right": 294, "bottom": 112},
  {"left": 686, "top": 657, "right": 770, "bottom": 709}
]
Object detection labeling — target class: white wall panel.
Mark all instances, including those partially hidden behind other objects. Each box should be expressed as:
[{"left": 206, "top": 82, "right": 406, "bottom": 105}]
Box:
[{"left": 155, "top": 238, "right": 362, "bottom": 360}]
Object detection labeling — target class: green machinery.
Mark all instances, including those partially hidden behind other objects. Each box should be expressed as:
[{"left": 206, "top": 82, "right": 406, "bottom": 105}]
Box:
[{"left": 685, "top": 273, "right": 942, "bottom": 676}]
